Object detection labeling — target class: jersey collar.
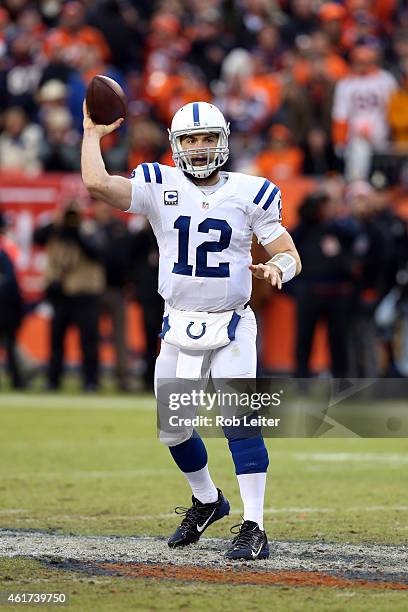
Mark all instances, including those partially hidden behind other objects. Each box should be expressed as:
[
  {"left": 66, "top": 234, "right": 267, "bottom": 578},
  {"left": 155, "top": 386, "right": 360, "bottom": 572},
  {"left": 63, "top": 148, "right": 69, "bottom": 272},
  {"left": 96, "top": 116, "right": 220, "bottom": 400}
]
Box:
[{"left": 180, "top": 170, "right": 233, "bottom": 212}]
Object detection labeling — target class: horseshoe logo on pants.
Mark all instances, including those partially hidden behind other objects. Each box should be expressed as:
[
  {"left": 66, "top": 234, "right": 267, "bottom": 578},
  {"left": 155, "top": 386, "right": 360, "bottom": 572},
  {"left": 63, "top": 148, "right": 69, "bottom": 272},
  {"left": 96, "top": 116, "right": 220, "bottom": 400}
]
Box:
[{"left": 186, "top": 322, "right": 206, "bottom": 340}]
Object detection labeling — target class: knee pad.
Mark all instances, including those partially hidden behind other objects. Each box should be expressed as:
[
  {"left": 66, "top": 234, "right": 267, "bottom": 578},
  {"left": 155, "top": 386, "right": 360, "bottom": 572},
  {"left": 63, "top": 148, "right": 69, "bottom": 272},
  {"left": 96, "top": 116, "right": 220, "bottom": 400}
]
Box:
[
  {"left": 159, "top": 426, "right": 193, "bottom": 447},
  {"left": 228, "top": 435, "right": 269, "bottom": 475}
]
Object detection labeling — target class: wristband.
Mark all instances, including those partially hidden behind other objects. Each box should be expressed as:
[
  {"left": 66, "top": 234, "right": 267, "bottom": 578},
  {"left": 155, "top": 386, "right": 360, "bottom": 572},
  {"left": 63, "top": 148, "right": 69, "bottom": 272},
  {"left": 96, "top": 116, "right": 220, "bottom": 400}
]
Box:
[{"left": 266, "top": 253, "right": 297, "bottom": 283}]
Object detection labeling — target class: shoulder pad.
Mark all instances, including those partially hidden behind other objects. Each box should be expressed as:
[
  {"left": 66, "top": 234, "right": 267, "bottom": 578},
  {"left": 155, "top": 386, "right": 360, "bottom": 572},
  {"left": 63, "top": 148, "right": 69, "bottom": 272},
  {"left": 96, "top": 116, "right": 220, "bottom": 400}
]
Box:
[{"left": 251, "top": 176, "right": 281, "bottom": 211}]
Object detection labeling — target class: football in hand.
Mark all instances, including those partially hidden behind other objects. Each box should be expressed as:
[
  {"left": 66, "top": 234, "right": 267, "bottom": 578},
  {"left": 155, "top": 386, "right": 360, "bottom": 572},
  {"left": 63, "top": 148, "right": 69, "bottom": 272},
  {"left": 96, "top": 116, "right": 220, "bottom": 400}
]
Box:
[{"left": 85, "top": 75, "right": 127, "bottom": 126}]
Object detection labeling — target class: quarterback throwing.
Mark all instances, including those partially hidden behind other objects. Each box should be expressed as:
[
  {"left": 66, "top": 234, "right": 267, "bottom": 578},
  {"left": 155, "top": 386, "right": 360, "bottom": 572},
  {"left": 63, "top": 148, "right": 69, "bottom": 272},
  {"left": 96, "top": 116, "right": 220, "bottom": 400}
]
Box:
[{"left": 81, "top": 100, "right": 301, "bottom": 560}]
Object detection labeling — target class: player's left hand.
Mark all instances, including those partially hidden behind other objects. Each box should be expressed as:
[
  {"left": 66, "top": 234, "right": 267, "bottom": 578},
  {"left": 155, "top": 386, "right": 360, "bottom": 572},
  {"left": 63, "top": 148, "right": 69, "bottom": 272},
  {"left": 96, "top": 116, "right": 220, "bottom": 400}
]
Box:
[{"left": 249, "top": 263, "right": 282, "bottom": 290}]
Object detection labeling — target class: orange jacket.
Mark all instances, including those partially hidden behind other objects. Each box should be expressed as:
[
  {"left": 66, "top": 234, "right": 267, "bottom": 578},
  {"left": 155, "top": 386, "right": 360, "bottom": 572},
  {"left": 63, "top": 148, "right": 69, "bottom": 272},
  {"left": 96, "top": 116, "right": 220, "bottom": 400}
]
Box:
[
  {"left": 254, "top": 148, "right": 304, "bottom": 180},
  {"left": 388, "top": 89, "right": 408, "bottom": 146},
  {"left": 43, "top": 27, "right": 111, "bottom": 63}
]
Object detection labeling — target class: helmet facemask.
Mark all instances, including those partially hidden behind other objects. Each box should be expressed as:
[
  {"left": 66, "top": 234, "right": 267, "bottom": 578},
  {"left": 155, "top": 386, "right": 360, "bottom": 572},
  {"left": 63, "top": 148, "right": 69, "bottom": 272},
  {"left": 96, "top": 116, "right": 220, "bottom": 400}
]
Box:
[{"left": 169, "top": 127, "right": 229, "bottom": 179}]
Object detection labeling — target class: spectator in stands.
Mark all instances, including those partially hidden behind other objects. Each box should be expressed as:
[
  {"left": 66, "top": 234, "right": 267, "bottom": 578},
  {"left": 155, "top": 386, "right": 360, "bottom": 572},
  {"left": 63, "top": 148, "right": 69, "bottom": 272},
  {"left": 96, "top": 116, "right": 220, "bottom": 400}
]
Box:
[
  {"left": 129, "top": 220, "right": 163, "bottom": 391},
  {"left": 39, "top": 106, "right": 80, "bottom": 172},
  {"left": 33, "top": 202, "right": 106, "bottom": 391},
  {"left": 104, "top": 107, "right": 167, "bottom": 172},
  {"left": 392, "top": 28, "right": 408, "bottom": 79},
  {"left": 272, "top": 75, "right": 313, "bottom": 145},
  {"left": 291, "top": 191, "right": 357, "bottom": 378},
  {"left": 341, "top": 8, "right": 380, "bottom": 54},
  {"left": 301, "top": 58, "right": 336, "bottom": 139},
  {"left": 42, "top": 1, "right": 111, "bottom": 68},
  {"left": 281, "top": 0, "right": 317, "bottom": 47},
  {"left": 41, "top": 3, "right": 123, "bottom": 132},
  {"left": 187, "top": 13, "right": 233, "bottom": 85},
  {"left": 37, "top": 43, "right": 75, "bottom": 106},
  {"left": 36, "top": 80, "right": 69, "bottom": 123},
  {"left": 127, "top": 117, "right": 164, "bottom": 172},
  {"left": 15, "top": 5, "right": 46, "bottom": 42},
  {"left": 370, "top": 178, "right": 408, "bottom": 374},
  {"left": 388, "top": 60, "right": 408, "bottom": 150},
  {"left": 289, "top": 30, "right": 348, "bottom": 88},
  {"left": 303, "top": 126, "right": 338, "bottom": 176},
  {"left": 0, "top": 106, "right": 42, "bottom": 173},
  {"left": 317, "top": 2, "right": 346, "bottom": 50},
  {"left": 0, "top": 208, "right": 19, "bottom": 265},
  {"left": 246, "top": 52, "right": 283, "bottom": 117},
  {"left": 348, "top": 181, "right": 386, "bottom": 377},
  {"left": 0, "top": 7, "right": 10, "bottom": 51},
  {"left": 92, "top": 200, "right": 132, "bottom": 391},
  {"left": 252, "top": 124, "right": 303, "bottom": 181},
  {"left": 215, "top": 49, "right": 270, "bottom": 138},
  {"left": 375, "top": 241, "right": 408, "bottom": 377},
  {"left": 332, "top": 44, "right": 397, "bottom": 181},
  {"left": 0, "top": 30, "right": 41, "bottom": 118},
  {"left": 0, "top": 211, "right": 24, "bottom": 389},
  {"left": 144, "top": 12, "right": 190, "bottom": 92},
  {"left": 86, "top": 0, "right": 143, "bottom": 72},
  {"left": 252, "top": 24, "right": 283, "bottom": 72},
  {"left": 372, "top": 180, "right": 408, "bottom": 298},
  {"left": 145, "top": 59, "right": 211, "bottom": 125},
  {"left": 233, "top": 0, "right": 275, "bottom": 48}
]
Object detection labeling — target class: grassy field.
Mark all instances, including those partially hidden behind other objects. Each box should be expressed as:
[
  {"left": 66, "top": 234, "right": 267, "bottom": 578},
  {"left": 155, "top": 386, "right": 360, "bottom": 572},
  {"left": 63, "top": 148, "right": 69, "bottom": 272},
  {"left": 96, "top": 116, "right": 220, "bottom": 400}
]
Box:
[{"left": 0, "top": 392, "right": 407, "bottom": 610}]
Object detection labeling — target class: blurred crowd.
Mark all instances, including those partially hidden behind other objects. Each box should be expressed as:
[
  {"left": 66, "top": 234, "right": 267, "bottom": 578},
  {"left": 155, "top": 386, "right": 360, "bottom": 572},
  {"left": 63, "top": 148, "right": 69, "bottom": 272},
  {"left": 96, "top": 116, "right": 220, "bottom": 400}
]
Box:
[
  {"left": 2, "top": 176, "right": 408, "bottom": 390},
  {"left": 289, "top": 179, "right": 408, "bottom": 379},
  {"left": 1, "top": 0, "right": 408, "bottom": 388},
  {"left": 0, "top": 0, "right": 407, "bottom": 180},
  {"left": 0, "top": 203, "right": 163, "bottom": 391}
]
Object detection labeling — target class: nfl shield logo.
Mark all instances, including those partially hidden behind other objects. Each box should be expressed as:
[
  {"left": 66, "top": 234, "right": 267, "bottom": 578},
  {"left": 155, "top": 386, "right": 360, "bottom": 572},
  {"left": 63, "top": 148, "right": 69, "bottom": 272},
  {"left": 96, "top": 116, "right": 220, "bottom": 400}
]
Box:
[
  {"left": 202, "top": 201, "right": 209, "bottom": 210},
  {"left": 164, "top": 191, "right": 178, "bottom": 205}
]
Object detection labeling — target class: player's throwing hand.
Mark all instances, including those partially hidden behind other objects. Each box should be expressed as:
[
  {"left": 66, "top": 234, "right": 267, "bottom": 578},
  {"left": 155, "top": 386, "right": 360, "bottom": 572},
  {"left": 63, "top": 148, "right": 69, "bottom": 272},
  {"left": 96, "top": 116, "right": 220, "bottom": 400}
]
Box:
[
  {"left": 249, "top": 263, "right": 283, "bottom": 290},
  {"left": 82, "top": 100, "right": 123, "bottom": 137}
]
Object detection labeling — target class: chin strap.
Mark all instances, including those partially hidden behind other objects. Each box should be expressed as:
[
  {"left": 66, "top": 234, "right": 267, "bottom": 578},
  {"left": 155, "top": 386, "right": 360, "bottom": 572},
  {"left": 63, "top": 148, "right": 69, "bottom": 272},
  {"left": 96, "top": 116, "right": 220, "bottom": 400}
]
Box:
[{"left": 265, "top": 253, "right": 297, "bottom": 283}]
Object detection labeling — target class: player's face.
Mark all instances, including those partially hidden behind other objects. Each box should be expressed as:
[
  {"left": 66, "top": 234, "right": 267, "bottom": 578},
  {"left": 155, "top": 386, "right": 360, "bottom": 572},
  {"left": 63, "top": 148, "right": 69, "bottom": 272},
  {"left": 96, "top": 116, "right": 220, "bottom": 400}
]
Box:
[{"left": 180, "top": 132, "right": 218, "bottom": 166}]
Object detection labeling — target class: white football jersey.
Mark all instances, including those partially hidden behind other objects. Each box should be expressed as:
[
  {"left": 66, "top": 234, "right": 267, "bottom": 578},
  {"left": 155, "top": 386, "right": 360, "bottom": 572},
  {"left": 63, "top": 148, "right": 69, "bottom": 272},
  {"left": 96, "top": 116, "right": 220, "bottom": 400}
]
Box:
[
  {"left": 127, "top": 163, "right": 285, "bottom": 312},
  {"left": 332, "top": 69, "right": 397, "bottom": 147}
]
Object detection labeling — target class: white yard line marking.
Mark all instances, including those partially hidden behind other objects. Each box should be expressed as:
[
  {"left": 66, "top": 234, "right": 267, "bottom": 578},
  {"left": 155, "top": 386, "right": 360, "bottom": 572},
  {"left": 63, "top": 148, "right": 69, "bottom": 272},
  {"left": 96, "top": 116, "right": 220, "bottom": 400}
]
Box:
[
  {"left": 0, "top": 439, "right": 157, "bottom": 450},
  {"left": 0, "top": 395, "right": 155, "bottom": 410},
  {"left": 294, "top": 452, "right": 408, "bottom": 463},
  {"left": 0, "top": 468, "right": 172, "bottom": 479},
  {"left": 130, "top": 505, "right": 408, "bottom": 519},
  {"left": 1, "top": 506, "right": 407, "bottom": 521}
]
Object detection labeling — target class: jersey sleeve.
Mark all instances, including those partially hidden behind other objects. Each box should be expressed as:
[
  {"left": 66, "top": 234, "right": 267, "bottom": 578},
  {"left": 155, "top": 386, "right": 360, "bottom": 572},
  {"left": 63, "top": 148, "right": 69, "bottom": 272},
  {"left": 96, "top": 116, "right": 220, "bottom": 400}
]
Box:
[
  {"left": 385, "top": 71, "right": 398, "bottom": 95},
  {"left": 332, "top": 79, "right": 349, "bottom": 122},
  {"left": 249, "top": 178, "right": 286, "bottom": 245},
  {"left": 125, "top": 164, "right": 152, "bottom": 215}
]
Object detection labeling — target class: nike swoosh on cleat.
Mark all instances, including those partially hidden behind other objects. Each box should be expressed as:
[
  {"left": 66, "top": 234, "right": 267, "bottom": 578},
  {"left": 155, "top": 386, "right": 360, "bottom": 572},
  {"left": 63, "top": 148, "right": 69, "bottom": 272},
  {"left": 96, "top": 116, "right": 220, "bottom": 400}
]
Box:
[
  {"left": 251, "top": 542, "right": 264, "bottom": 558},
  {"left": 196, "top": 508, "right": 217, "bottom": 533}
]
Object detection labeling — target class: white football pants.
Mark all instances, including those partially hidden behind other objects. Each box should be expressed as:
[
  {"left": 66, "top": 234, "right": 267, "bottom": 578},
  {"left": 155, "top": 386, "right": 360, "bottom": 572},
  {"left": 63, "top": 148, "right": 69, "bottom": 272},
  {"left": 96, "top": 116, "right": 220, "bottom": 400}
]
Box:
[{"left": 155, "top": 307, "right": 257, "bottom": 446}]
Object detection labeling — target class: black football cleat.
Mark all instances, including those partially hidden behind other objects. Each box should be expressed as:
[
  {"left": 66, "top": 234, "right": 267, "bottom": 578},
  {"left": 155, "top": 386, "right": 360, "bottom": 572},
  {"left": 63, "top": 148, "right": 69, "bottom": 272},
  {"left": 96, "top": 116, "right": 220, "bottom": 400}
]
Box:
[
  {"left": 225, "top": 520, "right": 269, "bottom": 560},
  {"left": 168, "top": 488, "right": 230, "bottom": 548}
]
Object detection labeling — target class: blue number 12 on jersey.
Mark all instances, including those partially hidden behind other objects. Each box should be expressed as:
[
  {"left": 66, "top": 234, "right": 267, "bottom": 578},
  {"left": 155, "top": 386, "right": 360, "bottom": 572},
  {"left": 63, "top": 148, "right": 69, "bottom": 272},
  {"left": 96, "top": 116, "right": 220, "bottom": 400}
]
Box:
[{"left": 172, "top": 215, "right": 232, "bottom": 278}]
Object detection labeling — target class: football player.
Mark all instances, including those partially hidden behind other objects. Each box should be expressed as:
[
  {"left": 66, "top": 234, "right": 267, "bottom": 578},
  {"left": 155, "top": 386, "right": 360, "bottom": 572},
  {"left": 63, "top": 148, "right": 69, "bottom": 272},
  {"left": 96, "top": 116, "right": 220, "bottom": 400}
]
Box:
[{"left": 81, "top": 100, "right": 301, "bottom": 560}]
